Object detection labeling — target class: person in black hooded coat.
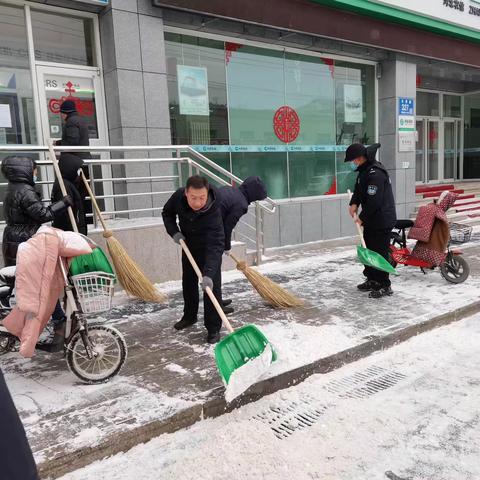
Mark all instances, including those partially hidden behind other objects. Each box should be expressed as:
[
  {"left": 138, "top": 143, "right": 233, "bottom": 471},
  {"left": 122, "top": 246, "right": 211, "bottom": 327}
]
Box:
[
  {"left": 217, "top": 176, "right": 267, "bottom": 310},
  {"left": 1, "top": 156, "right": 71, "bottom": 267},
  {"left": 50, "top": 155, "right": 87, "bottom": 235}
]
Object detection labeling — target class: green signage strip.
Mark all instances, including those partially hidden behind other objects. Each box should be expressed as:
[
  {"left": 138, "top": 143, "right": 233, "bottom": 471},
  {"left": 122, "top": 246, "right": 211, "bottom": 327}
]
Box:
[{"left": 310, "top": 0, "right": 480, "bottom": 43}]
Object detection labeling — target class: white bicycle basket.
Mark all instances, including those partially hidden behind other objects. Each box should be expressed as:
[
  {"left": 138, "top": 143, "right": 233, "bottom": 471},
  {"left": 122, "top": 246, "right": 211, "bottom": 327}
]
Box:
[{"left": 71, "top": 272, "right": 115, "bottom": 314}]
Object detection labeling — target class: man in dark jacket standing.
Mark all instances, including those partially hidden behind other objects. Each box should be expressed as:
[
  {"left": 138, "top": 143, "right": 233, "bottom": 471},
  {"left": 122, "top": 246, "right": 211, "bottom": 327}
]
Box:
[
  {"left": 162, "top": 175, "right": 225, "bottom": 344},
  {"left": 346, "top": 143, "right": 396, "bottom": 298},
  {"left": 217, "top": 176, "right": 267, "bottom": 310},
  {"left": 55, "top": 99, "right": 90, "bottom": 231},
  {"left": 57, "top": 100, "right": 90, "bottom": 159}
]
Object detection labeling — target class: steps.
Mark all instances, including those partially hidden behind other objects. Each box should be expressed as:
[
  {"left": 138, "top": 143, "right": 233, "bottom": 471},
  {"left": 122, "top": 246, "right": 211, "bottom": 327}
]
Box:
[{"left": 412, "top": 182, "right": 480, "bottom": 225}]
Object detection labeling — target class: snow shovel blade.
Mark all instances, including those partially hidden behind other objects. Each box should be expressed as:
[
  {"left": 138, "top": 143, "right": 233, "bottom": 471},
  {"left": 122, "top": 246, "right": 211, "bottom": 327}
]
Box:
[
  {"left": 215, "top": 324, "right": 276, "bottom": 385},
  {"left": 357, "top": 245, "right": 399, "bottom": 275}
]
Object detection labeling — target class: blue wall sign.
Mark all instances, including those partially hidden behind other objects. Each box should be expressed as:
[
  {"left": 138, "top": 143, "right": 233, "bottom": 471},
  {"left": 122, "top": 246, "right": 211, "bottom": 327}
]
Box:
[{"left": 399, "top": 98, "right": 415, "bottom": 116}]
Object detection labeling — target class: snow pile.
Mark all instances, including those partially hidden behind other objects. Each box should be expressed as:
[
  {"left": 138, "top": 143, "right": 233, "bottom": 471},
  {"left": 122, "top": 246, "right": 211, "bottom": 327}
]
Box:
[{"left": 224, "top": 343, "right": 273, "bottom": 403}]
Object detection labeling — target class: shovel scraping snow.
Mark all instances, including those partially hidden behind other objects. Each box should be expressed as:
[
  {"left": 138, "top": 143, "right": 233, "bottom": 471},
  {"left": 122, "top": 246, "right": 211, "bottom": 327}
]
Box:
[{"left": 179, "top": 240, "right": 276, "bottom": 401}]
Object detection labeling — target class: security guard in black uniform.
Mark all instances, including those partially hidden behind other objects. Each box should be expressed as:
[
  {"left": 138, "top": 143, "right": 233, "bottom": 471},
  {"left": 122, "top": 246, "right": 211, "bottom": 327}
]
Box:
[{"left": 345, "top": 143, "right": 397, "bottom": 298}]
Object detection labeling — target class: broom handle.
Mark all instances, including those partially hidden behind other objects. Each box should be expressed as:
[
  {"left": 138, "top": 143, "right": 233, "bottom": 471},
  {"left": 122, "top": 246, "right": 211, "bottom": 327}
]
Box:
[
  {"left": 347, "top": 189, "right": 366, "bottom": 249},
  {"left": 179, "top": 239, "right": 234, "bottom": 334},
  {"left": 227, "top": 252, "right": 241, "bottom": 265},
  {"left": 47, "top": 139, "right": 79, "bottom": 234},
  {"left": 79, "top": 170, "right": 109, "bottom": 232}
]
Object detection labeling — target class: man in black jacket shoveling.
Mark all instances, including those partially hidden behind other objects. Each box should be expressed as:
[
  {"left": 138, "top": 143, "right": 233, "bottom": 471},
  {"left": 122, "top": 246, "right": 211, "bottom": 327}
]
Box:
[
  {"left": 162, "top": 175, "right": 225, "bottom": 344},
  {"left": 217, "top": 176, "right": 267, "bottom": 312},
  {"left": 346, "top": 143, "right": 396, "bottom": 299}
]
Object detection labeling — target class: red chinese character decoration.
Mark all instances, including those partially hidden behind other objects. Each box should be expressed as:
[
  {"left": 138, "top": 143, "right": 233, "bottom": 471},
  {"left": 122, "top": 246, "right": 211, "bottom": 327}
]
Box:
[
  {"left": 225, "top": 42, "right": 243, "bottom": 65},
  {"left": 48, "top": 81, "right": 95, "bottom": 117},
  {"left": 273, "top": 106, "right": 300, "bottom": 143}
]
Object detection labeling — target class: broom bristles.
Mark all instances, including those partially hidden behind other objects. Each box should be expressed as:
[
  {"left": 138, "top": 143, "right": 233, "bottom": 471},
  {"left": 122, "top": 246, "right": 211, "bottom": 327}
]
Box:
[
  {"left": 237, "top": 261, "right": 303, "bottom": 308},
  {"left": 106, "top": 235, "right": 167, "bottom": 303}
]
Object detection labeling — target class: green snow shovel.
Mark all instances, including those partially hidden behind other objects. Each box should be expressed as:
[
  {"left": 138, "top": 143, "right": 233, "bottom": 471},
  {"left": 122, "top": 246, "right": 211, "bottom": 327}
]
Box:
[
  {"left": 179, "top": 240, "right": 276, "bottom": 388},
  {"left": 348, "top": 190, "right": 399, "bottom": 276}
]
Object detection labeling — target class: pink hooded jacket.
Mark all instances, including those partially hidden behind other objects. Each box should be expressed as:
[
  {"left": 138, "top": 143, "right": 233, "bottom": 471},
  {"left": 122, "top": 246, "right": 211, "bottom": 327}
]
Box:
[{"left": 3, "top": 226, "right": 92, "bottom": 357}]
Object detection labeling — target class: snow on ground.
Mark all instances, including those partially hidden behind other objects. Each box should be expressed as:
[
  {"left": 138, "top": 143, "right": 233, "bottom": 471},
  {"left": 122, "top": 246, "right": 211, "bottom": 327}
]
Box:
[
  {"left": 59, "top": 313, "right": 480, "bottom": 480},
  {"left": 4, "top": 236, "right": 480, "bottom": 467}
]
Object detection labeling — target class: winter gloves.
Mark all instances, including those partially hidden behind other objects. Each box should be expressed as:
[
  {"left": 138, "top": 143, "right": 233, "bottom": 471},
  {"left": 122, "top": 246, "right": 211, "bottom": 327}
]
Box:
[
  {"left": 50, "top": 195, "right": 73, "bottom": 215},
  {"left": 172, "top": 232, "right": 186, "bottom": 244},
  {"left": 201, "top": 276, "right": 213, "bottom": 291}
]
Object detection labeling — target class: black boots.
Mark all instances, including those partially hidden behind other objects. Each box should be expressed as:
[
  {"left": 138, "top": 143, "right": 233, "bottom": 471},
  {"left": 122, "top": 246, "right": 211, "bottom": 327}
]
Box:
[
  {"left": 357, "top": 280, "right": 380, "bottom": 291},
  {"left": 36, "top": 323, "right": 65, "bottom": 353},
  {"left": 174, "top": 316, "right": 198, "bottom": 330},
  {"left": 207, "top": 331, "right": 220, "bottom": 344},
  {"left": 369, "top": 286, "right": 393, "bottom": 299}
]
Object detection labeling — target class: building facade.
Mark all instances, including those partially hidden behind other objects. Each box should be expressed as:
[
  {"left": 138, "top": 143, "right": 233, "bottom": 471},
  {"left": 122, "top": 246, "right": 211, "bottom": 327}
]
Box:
[{"left": 2, "top": 0, "right": 480, "bottom": 247}]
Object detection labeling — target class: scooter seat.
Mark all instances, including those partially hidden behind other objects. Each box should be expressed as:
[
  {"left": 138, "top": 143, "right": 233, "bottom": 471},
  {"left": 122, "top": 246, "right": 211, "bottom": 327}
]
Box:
[
  {"left": 0, "top": 266, "right": 16, "bottom": 284},
  {"left": 394, "top": 219, "right": 414, "bottom": 230}
]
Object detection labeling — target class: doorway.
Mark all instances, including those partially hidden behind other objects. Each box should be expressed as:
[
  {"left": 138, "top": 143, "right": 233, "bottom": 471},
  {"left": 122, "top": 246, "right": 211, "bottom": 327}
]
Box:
[{"left": 35, "top": 65, "right": 112, "bottom": 217}]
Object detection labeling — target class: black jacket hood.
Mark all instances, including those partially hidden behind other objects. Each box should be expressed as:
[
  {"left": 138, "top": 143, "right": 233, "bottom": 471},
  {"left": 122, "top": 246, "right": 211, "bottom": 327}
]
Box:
[
  {"left": 58, "top": 154, "right": 84, "bottom": 182},
  {"left": 239, "top": 176, "right": 267, "bottom": 204},
  {"left": 1, "top": 156, "right": 35, "bottom": 186}
]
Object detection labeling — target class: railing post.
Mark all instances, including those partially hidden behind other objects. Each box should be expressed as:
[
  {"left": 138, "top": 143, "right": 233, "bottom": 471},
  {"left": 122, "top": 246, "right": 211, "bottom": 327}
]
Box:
[
  {"left": 255, "top": 201, "right": 262, "bottom": 265},
  {"left": 177, "top": 149, "right": 182, "bottom": 188},
  {"left": 88, "top": 163, "right": 98, "bottom": 229}
]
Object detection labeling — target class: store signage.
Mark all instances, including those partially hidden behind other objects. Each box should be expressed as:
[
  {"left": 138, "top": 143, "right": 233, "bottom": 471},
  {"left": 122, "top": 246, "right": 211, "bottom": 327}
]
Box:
[
  {"left": 177, "top": 65, "right": 209, "bottom": 116},
  {"left": 399, "top": 97, "right": 414, "bottom": 116},
  {"left": 45, "top": 77, "right": 95, "bottom": 117},
  {"left": 273, "top": 106, "right": 300, "bottom": 143},
  {"left": 192, "top": 144, "right": 348, "bottom": 153},
  {"left": 344, "top": 85, "right": 363, "bottom": 123},
  {"left": 371, "top": 0, "right": 480, "bottom": 31}
]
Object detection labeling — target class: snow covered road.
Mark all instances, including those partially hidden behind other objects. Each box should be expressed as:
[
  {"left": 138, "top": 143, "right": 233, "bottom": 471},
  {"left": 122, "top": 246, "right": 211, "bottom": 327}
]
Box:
[{"left": 60, "top": 313, "right": 480, "bottom": 480}]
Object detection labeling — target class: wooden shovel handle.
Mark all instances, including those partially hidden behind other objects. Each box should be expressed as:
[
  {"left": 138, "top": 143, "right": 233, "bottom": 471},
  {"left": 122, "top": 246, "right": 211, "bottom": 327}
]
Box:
[
  {"left": 79, "top": 170, "right": 109, "bottom": 233},
  {"left": 347, "top": 189, "right": 366, "bottom": 249},
  {"left": 179, "top": 239, "right": 234, "bottom": 334},
  {"left": 47, "top": 139, "right": 78, "bottom": 233}
]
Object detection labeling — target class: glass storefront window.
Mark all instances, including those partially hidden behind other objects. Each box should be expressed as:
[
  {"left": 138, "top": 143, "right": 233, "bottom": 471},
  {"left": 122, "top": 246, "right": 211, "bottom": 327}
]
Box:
[
  {"left": 443, "top": 94, "right": 461, "bottom": 118},
  {"left": 165, "top": 32, "right": 376, "bottom": 199},
  {"left": 0, "top": 3, "right": 37, "bottom": 145},
  {"left": 464, "top": 93, "right": 480, "bottom": 179},
  {"left": 417, "top": 91, "right": 440, "bottom": 116},
  {"left": 31, "top": 10, "right": 95, "bottom": 66}
]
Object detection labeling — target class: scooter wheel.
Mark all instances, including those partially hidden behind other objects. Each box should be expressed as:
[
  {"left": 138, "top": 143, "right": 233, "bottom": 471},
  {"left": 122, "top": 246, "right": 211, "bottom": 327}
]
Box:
[
  {"left": 440, "top": 255, "right": 470, "bottom": 284},
  {"left": 66, "top": 323, "right": 127, "bottom": 384}
]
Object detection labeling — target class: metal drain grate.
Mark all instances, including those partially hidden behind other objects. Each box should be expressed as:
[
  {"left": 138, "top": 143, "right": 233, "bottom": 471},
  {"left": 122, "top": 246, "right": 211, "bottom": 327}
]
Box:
[
  {"left": 324, "top": 365, "right": 407, "bottom": 399},
  {"left": 252, "top": 365, "right": 407, "bottom": 439},
  {"left": 252, "top": 394, "right": 329, "bottom": 439}
]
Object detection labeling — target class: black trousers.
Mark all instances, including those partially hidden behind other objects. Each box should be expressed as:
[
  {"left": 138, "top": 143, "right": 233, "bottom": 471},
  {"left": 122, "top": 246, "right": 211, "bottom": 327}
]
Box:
[
  {"left": 363, "top": 227, "right": 392, "bottom": 287},
  {"left": 0, "top": 369, "right": 38, "bottom": 480},
  {"left": 182, "top": 250, "right": 222, "bottom": 334}
]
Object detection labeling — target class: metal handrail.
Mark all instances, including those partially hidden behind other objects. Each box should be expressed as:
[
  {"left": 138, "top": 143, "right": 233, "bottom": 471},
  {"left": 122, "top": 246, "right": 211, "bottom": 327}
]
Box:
[{"left": 0, "top": 144, "right": 276, "bottom": 264}]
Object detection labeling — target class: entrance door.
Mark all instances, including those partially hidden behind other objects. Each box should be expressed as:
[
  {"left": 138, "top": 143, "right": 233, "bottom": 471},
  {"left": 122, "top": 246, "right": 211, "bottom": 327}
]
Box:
[
  {"left": 427, "top": 119, "right": 440, "bottom": 182},
  {"left": 36, "top": 65, "right": 107, "bottom": 146},
  {"left": 416, "top": 119, "right": 425, "bottom": 182},
  {"left": 443, "top": 119, "right": 460, "bottom": 181},
  {"left": 35, "top": 65, "right": 111, "bottom": 216}
]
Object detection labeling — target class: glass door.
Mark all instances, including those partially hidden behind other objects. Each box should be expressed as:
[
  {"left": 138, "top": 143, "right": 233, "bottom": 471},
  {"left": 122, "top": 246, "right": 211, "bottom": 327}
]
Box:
[
  {"left": 443, "top": 119, "right": 460, "bottom": 181},
  {"left": 35, "top": 65, "right": 112, "bottom": 217},
  {"left": 427, "top": 119, "right": 440, "bottom": 182},
  {"left": 416, "top": 119, "right": 426, "bottom": 183}
]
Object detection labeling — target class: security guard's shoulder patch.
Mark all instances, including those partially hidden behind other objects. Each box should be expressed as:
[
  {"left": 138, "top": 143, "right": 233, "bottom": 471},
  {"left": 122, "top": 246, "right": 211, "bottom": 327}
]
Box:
[{"left": 367, "top": 185, "right": 378, "bottom": 196}]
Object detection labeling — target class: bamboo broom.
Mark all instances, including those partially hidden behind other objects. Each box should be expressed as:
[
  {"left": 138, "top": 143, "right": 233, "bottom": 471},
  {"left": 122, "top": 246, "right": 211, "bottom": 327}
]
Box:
[
  {"left": 228, "top": 253, "right": 303, "bottom": 308},
  {"left": 79, "top": 169, "right": 166, "bottom": 303}
]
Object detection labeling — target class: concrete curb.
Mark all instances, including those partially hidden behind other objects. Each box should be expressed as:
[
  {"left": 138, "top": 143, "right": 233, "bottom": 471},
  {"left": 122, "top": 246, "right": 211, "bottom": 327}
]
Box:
[{"left": 40, "top": 299, "right": 480, "bottom": 479}]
